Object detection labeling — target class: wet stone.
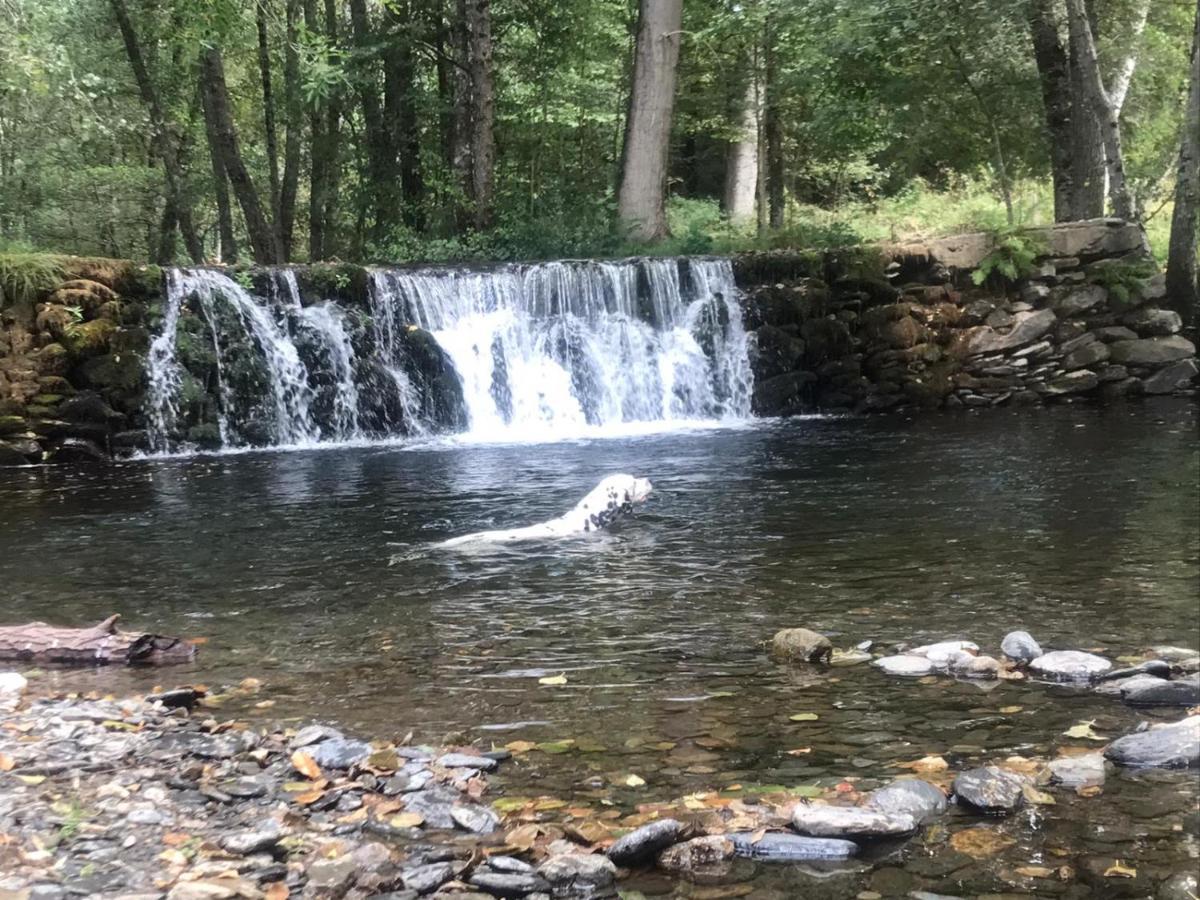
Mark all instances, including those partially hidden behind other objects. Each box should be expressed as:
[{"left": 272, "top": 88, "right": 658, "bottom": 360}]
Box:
[
  {"left": 469, "top": 871, "right": 551, "bottom": 897},
  {"left": 791, "top": 802, "right": 917, "bottom": 837},
  {"left": 655, "top": 836, "right": 735, "bottom": 876},
  {"left": 536, "top": 852, "right": 618, "bottom": 898},
  {"left": 220, "top": 776, "right": 270, "bottom": 799},
  {"left": 1000, "top": 631, "right": 1042, "bottom": 663},
  {"left": 486, "top": 857, "right": 535, "bottom": 874},
  {"left": 1046, "top": 753, "right": 1106, "bottom": 788},
  {"left": 771, "top": 628, "right": 834, "bottom": 663},
  {"left": 220, "top": 824, "right": 282, "bottom": 856},
  {"left": 606, "top": 818, "right": 682, "bottom": 865},
  {"left": 402, "top": 862, "right": 455, "bottom": 895},
  {"left": 1100, "top": 659, "right": 1173, "bottom": 681},
  {"left": 1094, "top": 673, "right": 1165, "bottom": 696},
  {"left": 952, "top": 766, "right": 1027, "bottom": 813},
  {"left": 1159, "top": 872, "right": 1200, "bottom": 900},
  {"left": 866, "top": 778, "right": 948, "bottom": 824},
  {"left": 1029, "top": 650, "right": 1112, "bottom": 681},
  {"left": 289, "top": 724, "right": 344, "bottom": 749},
  {"left": 1122, "top": 674, "right": 1200, "bottom": 707},
  {"left": 727, "top": 831, "right": 857, "bottom": 860},
  {"left": 1104, "top": 715, "right": 1200, "bottom": 769},
  {"left": 437, "top": 753, "right": 499, "bottom": 771},
  {"left": 873, "top": 655, "right": 935, "bottom": 676},
  {"left": 309, "top": 737, "right": 370, "bottom": 769},
  {"left": 308, "top": 855, "right": 360, "bottom": 893},
  {"left": 403, "top": 785, "right": 462, "bottom": 829},
  {"left": 451, "top": 804, "right": 500, "bottom": 834}
]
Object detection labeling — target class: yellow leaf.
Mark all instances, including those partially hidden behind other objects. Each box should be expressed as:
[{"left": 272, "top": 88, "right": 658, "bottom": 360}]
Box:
[
  {"left": 534, "top": 799, "right": 567, "bottom": 811},
  {"left": 538, "top": 673, "right": 568, "bottom": 686},
  {"left": 0, "top": 754, "right": 13, "bottom": 772},
  {"left": 1104, "top": 861, "right": 1137, "bottom": 878},
  {"left": 624, "top": 774, "right": 646, "bottom": 787},
  {"left": 785, "top": 748, "right": 812, "bottom": 756},
  {"left": 788, "top": 713, "right": 819, "bottom": 722},
  {"left": 506, "top": 824, "right": 541, "bottom": 851},
  {"left": 504, "top": 740, "right": 537, "bottom": 754},
  {"left": 294, "top": 788, "right": 326, "bottom": 805},
  {"left": 1062, "top": 722, "right": 1104, "bottom": 741},
  {"left": 999, "top": 706, "right": 1023, "bottom": 714},
  {"left": 1022, "top": 785, "right": 1056, "bottom": 806},
  {"left": 1077, "top": 784, "right": 1103, "bottom": 798},
  {"left": 1015, "top": 865, "right": 1055, "bottom": 878},
  {"left": 895, "top": 755, "right": 948, "bottom": 773},
  {"left": 17, "top": 775, "right": 45, "bottom": 785},
  {"left": 254, "top": 700, "right": 276, "bottom": 709},
  {"left": 290, "top": 750, "right": 323, "bottom": 780},
  {"left": 950, "top": 827, "right": 1016, "bottom": 859},
  {"left": 389, "top": 812, "right": 424, "bottom": 828}
]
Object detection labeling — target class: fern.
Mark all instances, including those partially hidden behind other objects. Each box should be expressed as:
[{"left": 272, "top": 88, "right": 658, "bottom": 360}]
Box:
[
  {"left": 971, "top": 231, "right": 1043, "bottom": 286},
  {"left": 1089, "top": 260, "right": 1155, "bottom": 305}
]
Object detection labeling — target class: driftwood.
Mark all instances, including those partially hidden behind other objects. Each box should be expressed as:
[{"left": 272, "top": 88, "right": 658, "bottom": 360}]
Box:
[{"left": 0, "top": 615, "right": 196, "bottom": 665}]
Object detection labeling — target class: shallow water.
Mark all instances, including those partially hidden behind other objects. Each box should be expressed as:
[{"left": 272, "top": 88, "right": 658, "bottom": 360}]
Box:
[{"left": 2, "top": 400, "right": 1198, "bottom": 896}]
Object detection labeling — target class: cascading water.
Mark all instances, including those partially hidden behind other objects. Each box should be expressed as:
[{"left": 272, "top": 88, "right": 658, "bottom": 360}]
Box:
[{"left": 146, "top": 257, "right": 752, "bottom": 452}]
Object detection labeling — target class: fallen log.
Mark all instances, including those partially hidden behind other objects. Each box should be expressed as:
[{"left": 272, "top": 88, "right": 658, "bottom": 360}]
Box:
[{"left": 0, "top": 615, "right": 197, "bottom": 665}]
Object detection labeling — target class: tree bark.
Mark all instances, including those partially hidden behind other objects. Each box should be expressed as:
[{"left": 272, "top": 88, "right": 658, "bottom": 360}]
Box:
[
  {"left": 0, "top": 616, "right": 196, "bottom": 666},
  {"left": 155, "top": 197, "right": 178, "bottom": 265},
  {"left": 1067, "top": 0, "right": 1134, "bottom": 220},
  {"left": 279, "top": 0, "right": 302, "bottom": 258},
  {"left": 256, "top": 0, "right": 283, "bottom": 234},
  {"left": 1028, "top": 0, "right": 1076, "bottom": 222},
  {"left": 201, "top": 78, "right": 238, "bottom": 263},
  {"left": 1110, "top": 0, "right": 1150, "bottom": 114},
  {"left": 385, "top": 2, "right": 425, "bottom": 230},
  {"left": 616, "top": 0, "right": 683, "bottom": 242},
  {"left": 722, "top": 69, "right": 758, "bottom": 224},
  {"left": 763, "top": 16, "right": 784, "bottom": 230},
  {"left": 349, "top": 0, "right": 398, "bottom": 244},
  {"left": 450, "top": 0, "right": 475, "bottom": 230},
  {"left": 464, "top": 0, "right": 496, "bottom": 230},
  {"left": 1067, "top": 0, "right": 1105, "bottom": 219},
  {"left": 108, "top": 0, "right": 203, "bottom": 263},
  {"left": 1166, "top": 1, "right": 1200, "bottom": 323},
  {"left": 199, "top": 47, "right": 280, "bottom": 263}
]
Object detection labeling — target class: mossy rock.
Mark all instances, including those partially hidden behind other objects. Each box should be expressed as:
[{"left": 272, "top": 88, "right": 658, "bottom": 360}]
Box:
[
  {"left": 33, "top": 343, "right": 70, "bottom": 375},
  {"left": 111, "top": 325, "right": 150, "bottom": 354},
  {"left": 31, "top": 393, "right": 64, "bottom": 407},
  {"left": 186, "top": 423, "right": 223, "bottom": 450},
  {"left": 35, "top": 303, "right": 74, "bottom": 340},
  {"left": 771, "top": 628, "right": 834, "bottom": 663},
  {"left": 800, "top": 317, "right": 855, "bottom": 368},
  {"left": 77, "top": 352, "right": 144, "bottom": 393},
  {"left": 0, "top": 415, "right": 27, "bottom": 436},
  {"left": 62, "top": 319, "right": 116, "bottom": 356},
  {"left": 37, "top": 376, "right": 76, "bottom": 396}
]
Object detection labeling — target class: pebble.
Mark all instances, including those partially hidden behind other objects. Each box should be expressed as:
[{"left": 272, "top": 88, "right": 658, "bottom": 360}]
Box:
[
  {"left": 1000, "top": 630, "right": 1042, "bottom": 663},
  {"left": 1029, "top": 650, "right": 1112, "bottom": 680},
  {"left": 873, "top": 655, "right": 935, "bottom": 676},
  {"left": 865, "top": 779, "right": 948, "bottom": 824},
  {"left": 952, "top": 766, "right": 1027, "bottom": 813},
  {"left": 309, "top": 737, "right": 371, "bottom": 769},
  {"left": 791, "top": 802, "right": 917, "bottom": 837},
  {"left": 727, "top": 831, "right": 857, "bottom": 860},
  {"left": 1104, "top": 715, "right": 1200, "bottom": 769},
  {"left": 606, "top": 818, "right": 682, "bottom": 865}
]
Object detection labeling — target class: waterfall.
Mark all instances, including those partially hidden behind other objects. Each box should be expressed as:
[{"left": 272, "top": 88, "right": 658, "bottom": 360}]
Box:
[{"left": 146, "top": 257, "right": 752, "bottom": 452}]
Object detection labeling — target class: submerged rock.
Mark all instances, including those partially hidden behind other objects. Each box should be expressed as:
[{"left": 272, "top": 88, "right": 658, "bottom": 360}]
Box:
[
  {"left": 606, "top": 818, "right": 682, "bottom": 866},
  {"left": 873, "top": 655, "right": 935, "bottom": 677},
  {"left": 656, "top": 836, "right": 735, "bottom": 875},
  {"left": 437, "top": 752, "right": 499, "bottom": 771},
  {"left": 1150, "top": 646, "right": 1200, "bottom": 663},
  {"left": 1099, "top": 660, "right": 1173, "bottom": 681},
  {"left": 771, "top": 628, "right": 833, "bottom": 663},
  {"left": 727, "top": 831, "right": 857, "bottom": 861},
  {"left": 469, "top": 869, "right": 550, "bottom": 897},
  {"left": 1000, "top": 631, "right": 1042, "bottom": 663},
  {"left": 952, "top": 767, "right": 1027, "bottom": 813},
  {"left": 402, "top": 862, "right": 455, "bottom": 894},
  {"left": 1122, "top": 674, "right": 1200, "bottom": 707},
  {"left": 791, "top": 802, "right": 917, "bottom": 838},
  {"left": 1105, "top": 716, "right": 1200, "bottom": 769},
  {"left": 1029, "top": 650, "right": 1112, "bottom": 681},
  {"left": 537, "top": 851, "right": 617, "bottom": 898},
  {"left": 451, "top": 804, "right": 500, "bottom": 834},
  {"left": 865, "top": 779, "right": 948, "bottom": 824},
  {"left": 1045, "top": 753, "right": 1106, "bottom": 788},
  {"left": 910, "top": 641, "right": 979, "bottom": 669}
]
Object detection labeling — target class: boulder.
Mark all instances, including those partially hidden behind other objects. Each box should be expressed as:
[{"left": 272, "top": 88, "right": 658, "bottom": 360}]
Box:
[
  {"left": 1062, "top": 341, "right": 1110, "bottom": 371},
  {"left": 791, "top": 803, "right": 917, "bottom": 838},
  {"left": 952, "top": 766, "right": 1027, "bottom": 813},
  {"left": 1093, "top": 325, "right": 1139, "bottom": 342},
  {"left": 967, "top": 309, "right": 1057, "bottom": 356},
  {"left": 771, "top": 628, "right": 833, "bottom": 663},
  {"left": 1052, "top": 285, "right": 1106, "bottom": 317},
  {"left": 727, "top": 831, "right": 857, "bottom": 860},
  {"left": 537, "top": 851, "right": 617, "bottom": 898},
  {"left": 0, "top": 440, "right": 34, "bottom": 466},
  {"left": 1122, "top": 307, "right": 1182, "bottom": 336},
  {"left": 1045, "top": 753, "right": 1106, "bottom": 789},
  {"left": 750, "top": 325, "right": 806, "bottom": 380},
  {"left": 1104, "top": 715, "right": 1199, "bottom": 769},
  {"left": 752, "top": 371, "right": 817, "bottom": 416},
  {"left": 1142, "top": 359, "right": 1198, "bottom": 395},
  {"left": 1121, "top": 674, "right": 1200, "bottom": 707},
  {"left": 910, "top": 640, "right": 979, "bottom": 670},
  {"left": 865, "top": 779, "right": 947, "bottom": 824},
  {"left": 1109, "top": 336, "right": 1196, "bottom": 366},
  {"left": 46, "top": 437, "right": 109, "bottom": 464},
  {"left": 607, "top": 819, "right": 682, "bottom": 866},
  {"left": 1029, "top": 650, "right": 1112, "bottom": 680},
  {"left": 656, "top": 836, "right": 735, "bottom": 875},
  {"left": 873, "top": 655, "right": 935, "bottom": 676},
  {"left": 1043, "top": 370, "right": 1100, "bottom": 395},
  {"left": 1001, "top": 631, "right": 1042, "bottom": 663}
]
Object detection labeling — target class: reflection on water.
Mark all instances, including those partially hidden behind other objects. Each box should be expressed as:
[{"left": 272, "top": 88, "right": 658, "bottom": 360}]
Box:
[{"left": 2, "top": 400, "right": 1198, "bottom": 895}]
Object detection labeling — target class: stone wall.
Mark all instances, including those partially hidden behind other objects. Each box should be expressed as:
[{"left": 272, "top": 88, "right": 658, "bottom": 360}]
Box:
[{"left": 734, "top": 218, "right": 1198, "bottom": 416}]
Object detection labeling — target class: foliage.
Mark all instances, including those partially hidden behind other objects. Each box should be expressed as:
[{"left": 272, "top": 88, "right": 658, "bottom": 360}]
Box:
[
  {"left": 1089, "top": 259, "right": 1158, "bottom": 305},
  {"left": 971, "top": 230, "right": 1045, "bottom": 286},
  {"left": 0, "top": 251, "right": 65, "bottom": 308}
]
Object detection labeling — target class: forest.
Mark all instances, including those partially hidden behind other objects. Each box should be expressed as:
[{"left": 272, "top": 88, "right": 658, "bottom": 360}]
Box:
[{"left": 0, "top": 0, "right": 1197, "bottom": 310}]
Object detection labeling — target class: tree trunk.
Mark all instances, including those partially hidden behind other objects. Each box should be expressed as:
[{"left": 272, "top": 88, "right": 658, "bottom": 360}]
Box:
[
  {"left": 107, "top": 0, "right": 203, "bottom": 263},
  {"left": 385, "top": 2, "right": 425, "bottom": 230},
  {"left": 1028, "top": 0, "right": 1076, "bottom": 222},
  {"left": 763, "top": 16, "right": 784, "bottom": 230},
  {"left": 616, "top": 0, "right": 683, "bottom": 242},
  {"left": 1166, "top": 1, "right": 1200, "bottom": 324},
  {"left": 256, "top": 0, "right": 282, "bottom": 234},
  {"left": 201, "top": 78, "right": 238, "bottom": 263},
  {"left": 155, "top": 197, "right": 178, "bottom": 265},
  {"left": 722, "top": 70, "right": 758, "bottom": 224},
  {"left": 1066, "top": 1, "right": 1105, "bottom": 219},
  {"left": 1110, "top": 0, "right": 1150, "bottom": 114},
  {"left": 464, "top": 0, "right": 496, "bottom": 230},
  {"left": 349, "top": 0, "right": 398, "bottom": 244},
  {"left": 451, "top": 0, "right": 475, "bottom": 230},
  {"left": 0, "top": 616, "right": 196, "bottom": 666},
  {"left": 1067, "top": 0, "right": 1134, "bottom": 220},
  {"left": 279, "top": 0, "right": 302, "bottom": 258},
  {"left": 199, "top": 47, "right": 280, "bottom": 263}
]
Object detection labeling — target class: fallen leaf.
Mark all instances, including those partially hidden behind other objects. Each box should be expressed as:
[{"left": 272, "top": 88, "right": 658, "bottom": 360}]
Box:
[
  {"left": 17, "top": 775, "right": 44, "bottom": 786},
  {"left": 895, "top": 755, "right": 948, "bottom": 773},
  {"left": 1022, "top": 785, "right": 1056, "bottom": 806},
  {"left": 506, "top": 824, "right": 541, "bottom": 851},
  {"left": 254, "top": 700, "right": 276, "bottom": 709},
  {"left": 0, "top": 754, "right": 13, "bottom": 772},
  {"left": 535, "top": 740, "right": 575, "bottom": 754},
  {"left": 1015, "top": 865, "right": 1055, "bottom": 878},
  {"left": 534, "top": 798, "right": 567, "bottom": 811},
  {"left": 749, "top": 827, "right": 767, "bottom": 844},
  {"left": 492, "top": 797, "right": 531, "bottom": 813},
  {"left": 290, "top": 750, "right": 323, "bottom": 780},
  {"left": 294, "top": 788, "right": 326, "bottom": 805},
  {"left": 1062, "top": 722, "right": 1105, "bottom": 741},
  {"left": 388, "top": 812, "right": 424, "bottom": 828},
  {"left": 785, "top": 748, "right": 811, "bottom": 756},
  {"left": 538, "top": 673, "right": 568, "bottom": 686},
  {"left": 624, "top": 774, "right": 646, "bottom": 788},
  {"left": 950, "top": 827, "right": 1016, "bottom": 859},
  {"left": 1077, "top": 785, "right": 1103, "bottom": 798},
  {"left": 1103, "top": 861, "right": 1136, "bottom": 878},
  {"left": 265, "top": 883, "right": 289, "bottom": 900},
  {"left": 788, "top": 713, "right": 819, "bottom": 722},
  {"left": 999, "top": 706, "right": 1023, "bottom": 714},
  {"left": 504, "top": 740, "right": 537, "bottom": 754}
]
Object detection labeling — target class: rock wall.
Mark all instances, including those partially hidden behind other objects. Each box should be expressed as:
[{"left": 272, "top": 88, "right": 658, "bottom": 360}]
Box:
[{"left": 735, "top": 219, "right": 1198, "bottom": 416}]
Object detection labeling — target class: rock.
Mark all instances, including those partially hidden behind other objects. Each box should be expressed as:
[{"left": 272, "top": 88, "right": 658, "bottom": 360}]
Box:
[
  {"left": 1045, "top": 753, "right": 1106, "bottom": 788},
  {"left": 290, "top": 725, "right": 345, "bottom": 749},
  {"left": 830, "top": 649, "right": 873, "bottom": 666},
  {"left": 0, "top": 440, "right": 35, "bottom": 466},
  {"left": 1094, "top": 674, "right": 1167, "bottom": 697},
  {"left": 1029, "top": 650, "right": 1112, "bottom": 681},
  {"left": 1020, "top": 283, "right": 1050, "bottom": 304},
  {"left": 1109, "top": 335, "right": 1196, "bottom": 366},
  {"left": 865, "top": 779, "right": 948, "bottom": 824},
  {"left": 873, "top": 655, "right": 935, "bottom": 676},
  {"left": 1000, "top": 631, "right": 1042, "bottom": 663},
  {"left": 167, "top": 881, "right": 245, "bottom": 900},
  {"left": 1151, "top": 646, "right": 1200, "bottom": 663},
  {"left": 1062, "top": 340, "right": 1110, "bottom": 370},
  {"left": 770, "top": 627, "right": 833, "bottom": 663},
  {"left": 1043, "top": 369, "right": 1099, "bottom": 395},
  {"left": 1122, "top": 307, "right": 1182, "bottom": 336},
  {"left": 308, "top": 855, "right": 361, "bottom": 894},
  {"left": 1159, "top": 872, "right": 1200, "bottom": 900},
  {"left": 402, "top": 862, "right": 454, "bottom": 895},
  {"left": 450, "top": 804, "right": 500, "bottom": 834},
  {"left": 469, "top": 871, "right": 550, "bottom": 897},
  {"left": 655, "top": 836, "right": 735, "bottom": 875},
  {"left": 752, "top": 371, "right": 817, "bottom": 416},
  {"left": 309, "top": 738, "right": 370, "bottom": 769},
  {"left": 606, "top": 818, "right": 682, "bottom": 865},
  {"left": 47, "top": 437, "right": 109, "bottom": 464},
  {"left": 727, "top": 831, "right": 857, "bottom": 860},
  {"left": 437, "top": 753, "right": 499, "bottom": 771},
  {"left": 1142, "top": 359, "right": 1198, "bottom": 394},
  {"left": 1097, "top": 363, "right": 1130, "bottom": 382},
  {"left": 1094, "top": 325, "right": 1139, "bottom": 342},
  {"left": 1053, "top": 285, "right": 1106, "bottom": 317},
  {"left": 960, "top": 655, "right": 1001, "bottom": 679},
  {"left": 967, "top": 309, "right": 1057, "bottom": 355},
  {"left": 1104, "top": 716, "right": 1200, "bottom": 769},
  {"left": 910, "top": 640, "right": 978, "bottom": 670},
  {"left": 403, "top": 785, "right": 461, "bottom": 829},
  {"left": 791, "top": 802, "right": 917, "bottom": 837},
  {"left": 952, "top": 766, "right": 1028, "bottom": 813},
  {"left": 1100, "top": 659, "right": 1174, "bottom": 681},
  {"left": 0, "top": 672, "right": 28, "bottom": 697},
  {"left": 536, "top": 852, "right": 617, "bottom": 898},
  {"left": 1122, "top": 674, "right": 1200, "bottom": 707}
]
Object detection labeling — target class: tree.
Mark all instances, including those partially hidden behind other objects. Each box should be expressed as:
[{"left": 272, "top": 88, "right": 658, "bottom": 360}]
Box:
[
  {"left": 464, "top": 0, "right": 496, "bottom": 230},
  {"left": 1166, "top": 0, "right": 1200, "bottom": 322},
  {"left": 617, "top": 0, "right": 683, "bottom": 241},
  {"left": 722, "top": 58, "right": 758, "bottom": 224}
]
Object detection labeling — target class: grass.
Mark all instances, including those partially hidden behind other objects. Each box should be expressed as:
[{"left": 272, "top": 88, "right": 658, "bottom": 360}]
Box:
[{"left": 0, "top": 248, "right": 66, "bottom": 308}]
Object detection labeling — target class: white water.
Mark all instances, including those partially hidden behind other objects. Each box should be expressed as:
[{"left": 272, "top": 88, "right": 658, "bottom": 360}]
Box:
[{"left": 147, "top": 258, "right": 753, "bottom": 451}]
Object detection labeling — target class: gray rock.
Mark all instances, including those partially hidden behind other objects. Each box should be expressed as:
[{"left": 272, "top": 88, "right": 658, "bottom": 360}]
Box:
[
  {"left": 655, "top": 836, "right": 735, "bottom": 875},
  {"left": 1122, "top": 307, "right": 1182, "bottom": 336},
  {"left": 469, "top": 871, "right": 550, "bottom": 897},
  {"left": 771, "top": 628, "right": 833, "bottom": 663},
  {"left": 1043, "top": 369, "right": 1099, "bottom": 395},
  {"left": 1029, "top": 650, "right": 1112, "bottom": 681},
  {"left": 1094, "top": 674, "right": 1167, "bottom": 697},
  {"left": 451, "top": 804, "right": 500, "bottom": 834},
  {"left": 1059, "top": 331, "right": 1097, "bottom": 354},
  {"left": 1094, "top": 325, "right": 1139, "bottom": 342},
  {"left": 1053, "top": 285, "right": 1106, "bottom": 317},
  {"left": 952, "top": 766, "right": 1027, "bottom": 813},
  {"left": 873, "top": 655, "right": 935, "bottom": 676},
  {"left": 910, "top": 640, "right": 979, "bottom": 668},
  {"left": 865, "top": 779, "right": 947, "bottom": 824},
  {"left": 1142, "top": 359, "right": 1199, "bottom": 394},
  {"left": 1109, "top": 335, "right": 1196, "bottom": 366},
  {"left": 606, "top": 818, "right": 682, "bottom": 865},
  {"left": 486, "top": 857, "right": 535, "bottom": 875},
  {"left": 1097, "top": 363, "right": 1130, "bottom": 382},
  {"left": 1104, "top": 715, "right": 1200, "bottom": 769},
  {"left": 1001, "top": 631, "right": 1042, "bottom": 663},
  {"left": 1099, "top": 659, "right": 1173, "bottom": 681},
  {"left": 309, "top": 855, "right": 360, "bottom": 893},
  {"left": 536, "top": 852, "right": 617, "bottom": 898},
  {"left": 1122, "top": 674, "right": 1200, "bottom": 707},
  {"left": 1063, "top": 341, "right": 1110, "bottom": 371},
  {"left": 309, "top": 738, "right": 370, "bottom": 769},
  {"left": 126, "top": 808, "right": 165, "bottom": 826},
  {"left": 437, "top": 753, "right": 499, "bottom": 771},
  {"left": 1159, "top": 872, "right": 1200, "bottom": 900},
  {"left": 791, "top": 802, "right": 917, "bottom": 837},
  {"left": 1045, "top": 753, "right": 1106, "bottom": 788},
  {"left": 402, "top": 862, "right": 454, "bottom": 895},
  {"left": 221, "top": 824, "right": 282, "bottom": 856},
  {"left": 727, "top": 831, "right": 857, "bottom": 860},
  {"left": 830, "top": 649, "right": 873, "bottom": 667},
  {"left": 289, "top": 725, "right": 344, "bottom": 749},
  {"left": 968, "top": 309, "right": 1057, "bottom": 356},
  {"left": 403, "top": 785, "right": 462, "bottom": 829},
  {"left": 1151, "top": 646, "right": 1200, "bottom": 663},
  {"left": 961, "top": 655, "right": 1001, "bottom": 679}
]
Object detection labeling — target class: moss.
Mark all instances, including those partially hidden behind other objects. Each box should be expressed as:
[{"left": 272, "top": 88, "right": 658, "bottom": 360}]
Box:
[
  {"left": 62, "top": 319, "right": 116, "bottom": 356},
  {"left": 77, "top": 352, "right": 144, "bottom": 393},
  {"left": 31, "top": 394, "right": 64, "bottom": 407},
  {"left": 0, "top": 415, "right": 27, "bottom": 435},
  {"left": 304, "top": 263, "right": 370, "bottom": 305},
  {"left": 186, "top": 423, "right": 223, "bottom": 449}
]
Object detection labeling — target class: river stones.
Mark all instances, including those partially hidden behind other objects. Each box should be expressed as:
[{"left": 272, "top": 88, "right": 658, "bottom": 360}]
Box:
[
  {"left": 537, "top": 850, "right": 617, "bottom": 898},
  {"left": 952, "top": 766, "right": 1028, "bottom": 813},
  {"left": 1000, "top": 631, "right": 1042, "bottom": 663},
  {"left": 606, "top": 818, "right": 682, "bottom": 865},
  {"left": 469, "top": 869, "right": 550, "bottom": 897},
  {"left": 403, "top": 784, "right": 463, "bottom": 829},
  {"left": 727, "top": 831, "right": 858, "bottom": 861},
  {"left": 771, "top": 628, "right": 833, "bottom": 663},
  {"left": 656, "top": 836, "right": 735, "bottom": 875},
  {"left": 873, "top": 655, "right": 935, "bottom": 676},
  {"left": 1029, "top": 650, "right": 1112, "bottom": 681},
  {"left": 1150, "top": 646, "right": 1200, "bottom": 663},
  {"left": 437, "top": 752, "right": 499, "bottom": 771},
  {"left": 1104, "top": 716, "right": 1200, "bottom": 769},
  {"left": 220, "top": 823, "right": 284, "bottom": 856},
  {"left": 954, "top": 654, "right": 1001, "bottom": 679},
  {"left": 309, "top": 737, "right": 371, "bottom": 769},
  {"left": 865, "top": 779, "right": 948, "bottom": 824},
  {"left": 1122, "top": 674, "right": 1200, "bottom": 707},
  {"left": 1099, "top": 660, "right": 1173, "bottom": 682},
  {"left": 1045, "top": 753, "right": 1106, "bottom": 788},
  {"left": 831, "top": 648, "right": 873, "bottom": 667},
  {"left": 402, "top": 862, "right": 455, "bottom": 894},
  {"left": 791, "top": 802, "right": 917, "bottom": 838},
  {"left": 450, "top": 803, "right": 500, "bottom": 834},
  {"left": 289, "top": 724, "right": 344, "bottom": 749}
]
